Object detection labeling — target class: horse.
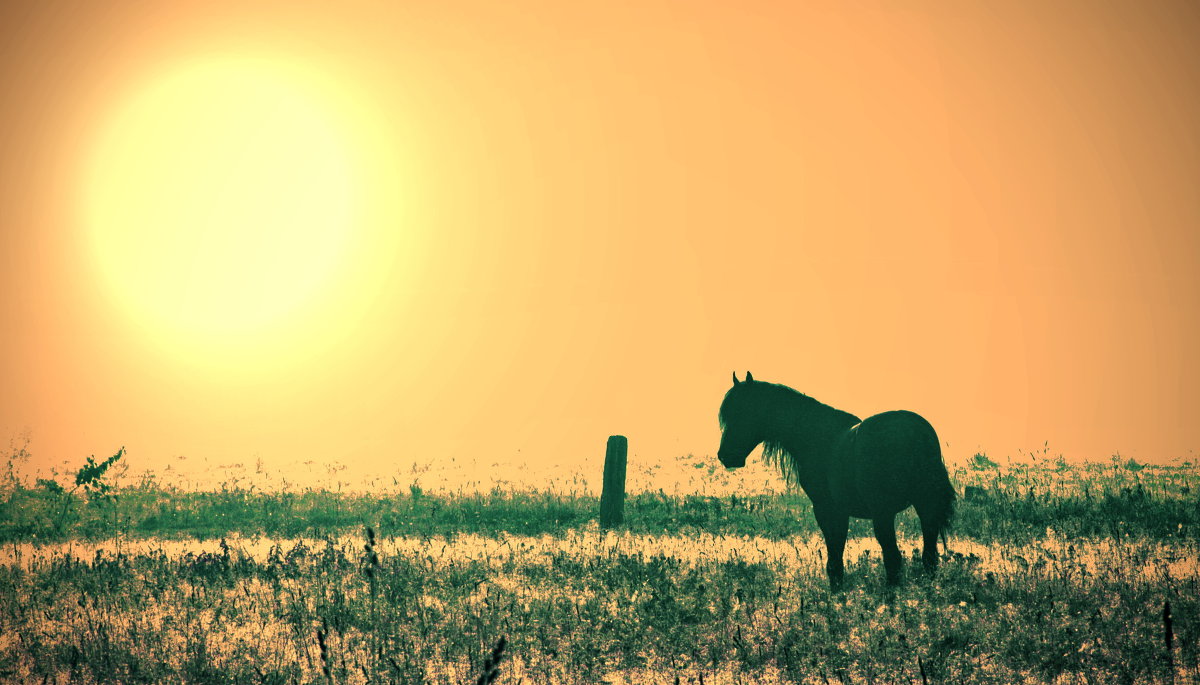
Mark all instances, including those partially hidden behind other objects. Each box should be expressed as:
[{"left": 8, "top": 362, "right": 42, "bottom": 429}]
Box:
[{"left": 717, "top": 372, "right": 956, "bottom": 588}]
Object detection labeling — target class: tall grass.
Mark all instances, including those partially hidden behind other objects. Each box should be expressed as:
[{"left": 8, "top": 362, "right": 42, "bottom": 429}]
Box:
[
  {"left": 2, "top": 456, "right": 1196, "bottom": 544},
  {"left": 2, "top": 528, "right": 1196, "bottom": 683},
  {"left": 1, "top": 451, "right": 1197, "bottom": 683}
]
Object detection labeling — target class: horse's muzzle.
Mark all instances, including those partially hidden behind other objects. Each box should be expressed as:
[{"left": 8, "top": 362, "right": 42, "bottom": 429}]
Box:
[{"left": 717, "top": 452, "right": 746, "bottom": 469}]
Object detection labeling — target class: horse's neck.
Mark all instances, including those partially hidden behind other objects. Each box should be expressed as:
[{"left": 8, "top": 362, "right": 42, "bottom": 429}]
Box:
[{"left": 767, "top": 392, "right": 857, "bottom": 468}]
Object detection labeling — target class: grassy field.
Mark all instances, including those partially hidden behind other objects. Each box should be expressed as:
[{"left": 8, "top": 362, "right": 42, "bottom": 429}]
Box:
[{"left": 1, "top": 452, "right": 1197, "bottom": 683}]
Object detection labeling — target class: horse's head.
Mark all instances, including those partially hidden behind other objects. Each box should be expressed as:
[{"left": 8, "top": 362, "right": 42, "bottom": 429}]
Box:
[{"left": 717, "top": 371, "right": 764, "bottom": 469}]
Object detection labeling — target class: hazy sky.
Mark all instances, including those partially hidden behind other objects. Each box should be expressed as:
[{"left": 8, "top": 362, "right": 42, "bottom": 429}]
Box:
[{"left": 2, "top": 0, "right": 1197, "bottom": 484}]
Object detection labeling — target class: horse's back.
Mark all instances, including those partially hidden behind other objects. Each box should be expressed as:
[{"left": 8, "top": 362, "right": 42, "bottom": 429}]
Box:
[
  {"left": 858, "top": 410, "right": 939, "bottom": 455},
  {"left": 831, "top": 410, "right": 945, "bottom": 518}
]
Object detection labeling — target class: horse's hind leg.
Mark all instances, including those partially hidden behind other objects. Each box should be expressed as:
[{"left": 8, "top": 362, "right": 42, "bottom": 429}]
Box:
[
  {"left": 814, "top": 506, "right": 849, "bottom": 590},
  {"left": 872, "top": 514, "right": 903, "bottom": 586},
  {"left": 916, "top": 505, "right": 942, "bottom": 573}
]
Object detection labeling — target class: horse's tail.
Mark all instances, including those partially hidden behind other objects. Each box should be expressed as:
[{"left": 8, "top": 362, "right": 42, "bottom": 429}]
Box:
[
  {"left": 932, "top": 450, "right": 957, "bottom": 553},
  {"left": 920, "top": 434, "right": 957, "bottom": 553}
]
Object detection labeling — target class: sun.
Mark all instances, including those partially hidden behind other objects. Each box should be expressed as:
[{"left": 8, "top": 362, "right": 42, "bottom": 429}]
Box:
[{"left": 81, "top": 56, "right": 359, "bottom": 343}]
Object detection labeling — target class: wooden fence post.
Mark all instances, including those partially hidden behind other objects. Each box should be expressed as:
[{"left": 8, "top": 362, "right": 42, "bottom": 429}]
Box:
[{"left": 599, "top": 435, "right": 628, "bottom": 529}]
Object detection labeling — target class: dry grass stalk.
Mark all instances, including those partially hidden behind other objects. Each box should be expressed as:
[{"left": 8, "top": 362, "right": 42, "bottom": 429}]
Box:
[{"left": 474, "top": 635, "right": 507, "bottom": 685}]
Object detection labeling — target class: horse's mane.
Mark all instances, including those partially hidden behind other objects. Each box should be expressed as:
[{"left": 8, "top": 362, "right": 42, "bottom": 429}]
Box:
[
  {"left": 721, "top": 381, "right": 859, "bottom": 488},
  {"left": 762, "top": 437, "right": 801, "bottom": 489}
]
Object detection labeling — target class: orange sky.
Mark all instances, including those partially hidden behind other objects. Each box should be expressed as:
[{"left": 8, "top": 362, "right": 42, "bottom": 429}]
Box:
[{"left": 1, "top": 0, "right": 1198, "bottom": 485}]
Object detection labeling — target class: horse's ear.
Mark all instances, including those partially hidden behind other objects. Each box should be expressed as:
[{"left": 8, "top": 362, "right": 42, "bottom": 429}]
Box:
[
  {"left": 732, "top": 371, "right": 740, "bottom": 385},
  {"left": 746, "top": 371, "right": 754, "bottom": 382}
]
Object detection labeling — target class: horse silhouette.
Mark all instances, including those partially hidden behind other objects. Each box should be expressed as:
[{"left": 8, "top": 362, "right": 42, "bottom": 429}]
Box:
[{"left": 717, "top": 372, "right": 956, "bottom": 588}]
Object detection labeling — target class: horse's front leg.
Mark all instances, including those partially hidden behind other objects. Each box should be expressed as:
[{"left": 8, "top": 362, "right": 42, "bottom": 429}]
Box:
[{"left": 814, "top": 505, "right": 849, "bottom": 590}]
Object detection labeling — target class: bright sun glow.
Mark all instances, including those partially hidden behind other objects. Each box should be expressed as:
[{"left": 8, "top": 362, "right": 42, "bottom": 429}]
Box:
[{"left": 82, "top": 57, "right": 359, "bottom": 342}]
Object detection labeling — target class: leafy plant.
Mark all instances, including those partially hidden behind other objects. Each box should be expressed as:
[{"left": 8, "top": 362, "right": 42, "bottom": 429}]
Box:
[
  {"left": 968, "top": 452, "right": 999, "bottom": 470},
  {"left": 49, "top": 447, "right": 126, "bottom": 534}
]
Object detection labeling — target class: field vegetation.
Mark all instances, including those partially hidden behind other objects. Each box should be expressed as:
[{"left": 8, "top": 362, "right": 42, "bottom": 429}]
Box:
[{"left": 1, "top": 443, "right": 1197, "bottom": 683}]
